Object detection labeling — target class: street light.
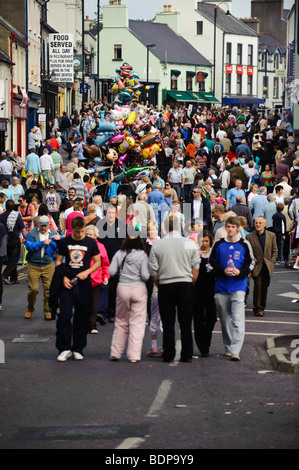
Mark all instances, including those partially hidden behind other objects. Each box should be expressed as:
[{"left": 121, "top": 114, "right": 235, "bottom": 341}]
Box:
[
  {"left": 82, "top": 0, "right": 86, "bottom": 108},
  {"left": 146, "top": 44, "right": 156, "bottom": 106},
  {"left": 213, "top": 2, "right": 230, "bottom": 99}
]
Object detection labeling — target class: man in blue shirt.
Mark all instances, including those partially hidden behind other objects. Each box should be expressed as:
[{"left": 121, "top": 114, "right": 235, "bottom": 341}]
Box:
[
  {"left": 249, "top": 186, "right": 268, "bottom": 220},
  {"left": 236, "top": 139, "right": 251, "bottom": 158},
  {"left": 25, "top": 149, "right": 41, "bottom": 180},
  {"left": 226, "top": 179, "right": 246, "bottom": 210},
  {"left": 209, "top": 216, "right": 255, "bottom": 361}
]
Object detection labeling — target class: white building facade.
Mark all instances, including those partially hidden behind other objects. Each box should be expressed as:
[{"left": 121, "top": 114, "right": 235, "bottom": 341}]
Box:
[
  {"left": 168, "top": 0, "right": 261, "bottom": 107},
  {"left": 99, "top": 2, "right": 213, "bottom": 108}
]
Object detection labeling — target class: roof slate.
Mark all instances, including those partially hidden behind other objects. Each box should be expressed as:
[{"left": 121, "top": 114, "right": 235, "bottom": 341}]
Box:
[
  {"left": 196, "top": 2, "right": 258, "bottom": 37},
  {"left": 128, "top": 20, "right": 212, "bottom": 67}
]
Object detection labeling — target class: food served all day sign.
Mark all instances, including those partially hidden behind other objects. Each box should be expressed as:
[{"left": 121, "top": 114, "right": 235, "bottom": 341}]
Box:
[{"left": 49, "top": 34, "right": 74, "bottom": 83}]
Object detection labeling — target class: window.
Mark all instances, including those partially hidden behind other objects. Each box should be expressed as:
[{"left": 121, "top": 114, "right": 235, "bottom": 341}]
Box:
[
  {"left": 247, "top": 75, "right": 253, "bottom": 95},
  {"left": 237, "top": 44, "right": 243, "bottom": 65},
  {"left": 196, "top": 21, "right": 203, "bottom": 35},
  {"left": 248, "top": 45, "right": 253, "bottom": 66},
  {"left": 273, "top": 77, "right": 279, "bottom": 99},
  {"left": 171, "top": 76, "right": 178, "bottom": 90},
  {"left": 260, "top": 53, "right": 265, "bottom": 70},
  {"left": 114, "top": 45, "right": 122, "bottom": 60},
  {"left": 274, "top": 54, "right": 279, "bottom": 70},
  {"left": 198, "top": 81, "right": 205, "bottom": 92},
  {"left": 187, "top": 77, "right": 193, "bottom": 91},
  {"left": 263, "top": 76, "right": 269, "bottom": 98},
  {"left": 225, "top": 73, "right": 231, "bottom": 95},
  {"left": 226, "top": 43, "right": 232, "bottom": 64},
  {"left": 237, "top": 74, "right": 242, "bottom": 95}
]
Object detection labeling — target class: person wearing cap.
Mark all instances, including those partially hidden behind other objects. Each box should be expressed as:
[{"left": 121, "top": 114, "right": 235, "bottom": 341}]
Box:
[
  {"left": 24, "top": 215, "right": 61, "bottom": 320},
  {"left": 28, "top": 127, "right": 39, "bottom": 152}
]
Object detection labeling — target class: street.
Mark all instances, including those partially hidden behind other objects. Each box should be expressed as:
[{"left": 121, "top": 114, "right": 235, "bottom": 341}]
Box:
[{"left": 0, "top": 264, "right": 298, "bottom": 450}]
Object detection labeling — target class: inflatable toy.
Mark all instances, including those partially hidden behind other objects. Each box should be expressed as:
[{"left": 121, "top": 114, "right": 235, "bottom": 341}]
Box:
[{"left": 110, "top": 63, "right": 143, "bottom": 105}]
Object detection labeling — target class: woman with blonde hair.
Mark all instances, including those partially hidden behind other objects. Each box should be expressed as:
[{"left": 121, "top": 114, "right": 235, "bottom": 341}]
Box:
[{"left": 84, "top": 203, "right": 101, "bottom": 227}]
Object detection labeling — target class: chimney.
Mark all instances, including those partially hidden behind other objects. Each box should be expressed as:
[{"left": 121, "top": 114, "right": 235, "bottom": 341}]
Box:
[{"left": 240, "top": 17, "right": 260, "bottom": 34}]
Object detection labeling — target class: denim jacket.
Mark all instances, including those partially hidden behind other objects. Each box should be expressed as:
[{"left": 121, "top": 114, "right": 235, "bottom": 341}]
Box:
[{"left": 25, "top": 227, "right": 60, "bottom": 266}]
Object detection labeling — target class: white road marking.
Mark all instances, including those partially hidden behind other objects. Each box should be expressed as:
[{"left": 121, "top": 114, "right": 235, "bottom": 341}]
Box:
[
  {"left": 116, "top": 438, "right": 146, "bottom": 450},
  {"left": 146, "top": 379, "right": 173, "bottom": 418},
  {"left": 245, "top": 320, "right": 299, "bottom": 325},
  {"left": 213, "top": 330, "right": 286, "bottom": 337}
]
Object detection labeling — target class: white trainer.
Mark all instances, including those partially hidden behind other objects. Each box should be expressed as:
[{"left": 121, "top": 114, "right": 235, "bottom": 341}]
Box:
[
  {"left": 57, "top": 350, "right": 72, "bottom": 362},
  {"left": 73, "top": 352, "right": 84, "bottom": 361}
]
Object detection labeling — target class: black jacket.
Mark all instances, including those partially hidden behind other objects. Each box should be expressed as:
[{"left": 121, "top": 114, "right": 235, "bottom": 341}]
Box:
[{"left": 190, "top": 194, "right": 212, "bottom": 232}]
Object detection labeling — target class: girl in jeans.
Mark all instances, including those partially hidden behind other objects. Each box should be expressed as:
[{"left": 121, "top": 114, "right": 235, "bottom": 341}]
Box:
[{"left": 109, "top": 237, "right": 150, "bottom": 363}]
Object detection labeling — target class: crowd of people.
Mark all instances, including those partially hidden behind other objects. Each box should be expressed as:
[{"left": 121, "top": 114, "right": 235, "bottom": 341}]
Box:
[{"left": 1, "top": 100, "right": 299, "bottom": 364}]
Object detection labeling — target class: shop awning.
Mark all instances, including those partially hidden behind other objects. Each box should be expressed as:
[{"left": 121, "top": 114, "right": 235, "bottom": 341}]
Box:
[
  {"left": 223, "top": 95, "right": 264, "bottom": 105},
  {"left": 199, "top": 92, "right": 220, "bottom": 103},
  {"left": 187, "top": 91, "right": 206, "bottom": 103},
  {"left": 167, "top": 91, "right": 197, "bottom": 102}
]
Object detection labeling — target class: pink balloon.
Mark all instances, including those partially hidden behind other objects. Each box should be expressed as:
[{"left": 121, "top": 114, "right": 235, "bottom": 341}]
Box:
[
  {"left": 118, "top": 154, "right": 128, "bottom": 165},
  {"left": 109, "top": 134, "right": 125, "bottom": 144}
]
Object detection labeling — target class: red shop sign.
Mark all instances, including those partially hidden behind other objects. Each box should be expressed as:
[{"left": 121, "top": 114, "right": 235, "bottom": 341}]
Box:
[
  {"left": 225, "top": 65, "right": 233, "bottom": 74},
  {"left": 247, "top": 66, "right": 254, "bottom": 76},
  {"left": 236, "top": 65, "right": 244, "bottom": 75}
]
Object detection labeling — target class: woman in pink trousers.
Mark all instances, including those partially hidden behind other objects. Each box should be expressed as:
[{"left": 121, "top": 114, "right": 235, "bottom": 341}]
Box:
[{"left": 109, "top": 237, "right": 150, "bottom": 363}]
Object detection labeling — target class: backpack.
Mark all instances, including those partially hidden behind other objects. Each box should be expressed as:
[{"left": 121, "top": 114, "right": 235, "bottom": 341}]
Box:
[
  {"left": 214, "top": 144, "right": 221, "bottom": 155},
  {"left": 251, "top": 173, "right": 262, "bottom": 186}
]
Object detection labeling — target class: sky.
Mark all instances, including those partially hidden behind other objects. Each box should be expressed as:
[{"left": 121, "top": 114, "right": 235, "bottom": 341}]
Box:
[{"left": 85, "top": 0, "right": 295, "bottom": 21}]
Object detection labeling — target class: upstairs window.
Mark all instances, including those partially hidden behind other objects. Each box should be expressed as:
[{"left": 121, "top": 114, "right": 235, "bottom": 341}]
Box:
[{"left": 114, "top": 45, "right": 122, "bottom": 60}]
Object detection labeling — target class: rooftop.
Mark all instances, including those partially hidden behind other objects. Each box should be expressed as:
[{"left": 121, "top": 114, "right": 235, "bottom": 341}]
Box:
[
  {"left": 128, "top": 20, "right": 212, "bottom": 67},
  {"left": 196, "top": 2, "right": 258, "bottom": 37}
]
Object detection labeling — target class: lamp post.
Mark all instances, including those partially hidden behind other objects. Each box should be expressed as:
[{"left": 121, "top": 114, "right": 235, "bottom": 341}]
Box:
[
  {"left": 97, "top": 0, "right": 100, "bottom": 100},
  {"left": 146, "top": 44, "right": 156, "bottom": 106},
  {"left": 82, "top": 0, "right": 86, "bottom": 108},
  {"left": 213, "top": 2, "right": 230, "bottom": 100}
]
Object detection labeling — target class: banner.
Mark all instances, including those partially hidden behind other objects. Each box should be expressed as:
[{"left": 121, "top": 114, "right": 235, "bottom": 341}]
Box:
[
  {"left": 247, "top": 66, "right": 254, "bottom": 76},
  {"left": 236, "top": 65, "right": 244, "bottom": 75},
  {"left": 49, "top": 34, "right": 74, "bottom": 83},
  {"left": 225, "top": 65, "right": 233, "bottom": 74}
]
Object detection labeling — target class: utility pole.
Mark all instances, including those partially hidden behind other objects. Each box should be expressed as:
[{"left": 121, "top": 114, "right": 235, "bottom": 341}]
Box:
[
  {"left": 294, "top": 0, "right": 299, "bottom": 141},
  {"left": 97, "top": 0, "right": 100, "bottom": 100},
  {"left": 82, "top": 0, "right": 85, "bottom": 108}
]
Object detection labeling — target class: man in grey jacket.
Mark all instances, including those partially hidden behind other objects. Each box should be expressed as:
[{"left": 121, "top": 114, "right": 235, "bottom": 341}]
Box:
[{"left": 149, "top": 216, "right": 200, "bottom": 363}]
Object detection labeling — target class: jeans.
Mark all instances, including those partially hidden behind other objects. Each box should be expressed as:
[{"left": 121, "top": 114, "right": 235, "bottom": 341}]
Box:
[
  {"left": 158, "top": 282, "right": 193, "bottom": 362},
  {"left": 97, "top": 283, "right": 109, "bottom": 320},
  {"left": 172, "top": 183, "right": 182, "bottom": 201},
  {"left": 3, "top": 238, "right": 21, "bottom": 283},
  {"left": 56, "top": 282, "right": 93, "bottom": 354},
  {"left": 215, "top": 291, "right": 245, "bottom": 356}
]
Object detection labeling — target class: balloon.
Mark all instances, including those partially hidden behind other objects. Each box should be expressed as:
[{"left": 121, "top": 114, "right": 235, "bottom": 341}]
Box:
[
  {"left": 109, "top": 62, "right": 143, "bottom": 105},
  {"left": 139, "top": 132, "right": 157, "bottom": 149},
  {"left": 118, "top": 153, "right": 128, "bottom": 165},
  {"left": 125, "top": 111, "right": 137, "bottom": 127},
  {"left": 109, "top": 134, "right": 125, "bottom": 145}
]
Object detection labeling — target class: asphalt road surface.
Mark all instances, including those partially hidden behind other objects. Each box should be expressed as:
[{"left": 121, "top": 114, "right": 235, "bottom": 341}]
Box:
[{"left": 0, "top": 264, "right": 298, "bottom": 451}]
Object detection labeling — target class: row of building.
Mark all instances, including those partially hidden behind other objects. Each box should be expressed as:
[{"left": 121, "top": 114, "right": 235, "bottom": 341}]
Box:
[{"left": 0, "top": 0, "right": 293, "bottom": 157}]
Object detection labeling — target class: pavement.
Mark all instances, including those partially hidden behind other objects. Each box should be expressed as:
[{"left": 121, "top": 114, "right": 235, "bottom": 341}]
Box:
[{"left": 266, "top": 335, "right": 299, "bottom": 374}]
